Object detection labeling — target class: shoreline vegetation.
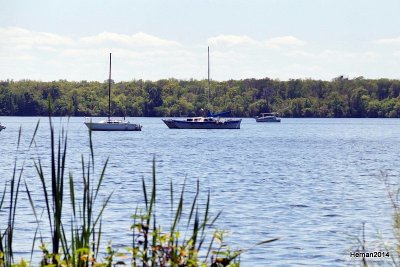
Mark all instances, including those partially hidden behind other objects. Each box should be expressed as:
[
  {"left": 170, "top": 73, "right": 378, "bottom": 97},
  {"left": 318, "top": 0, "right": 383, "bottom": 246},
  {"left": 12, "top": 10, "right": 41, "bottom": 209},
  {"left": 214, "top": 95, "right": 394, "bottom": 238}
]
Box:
[
  {"left": 0, "top": 115, "right": 277, "bottom": 266},
  {"left": 1, "top": 76, "right": 400, "bottom": 118}
]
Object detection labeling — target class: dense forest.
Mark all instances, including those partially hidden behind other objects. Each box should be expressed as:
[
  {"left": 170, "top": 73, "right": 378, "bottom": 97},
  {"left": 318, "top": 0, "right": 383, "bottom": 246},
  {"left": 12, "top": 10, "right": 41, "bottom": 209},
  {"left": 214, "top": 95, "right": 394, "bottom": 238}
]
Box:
[{"left": 1, "top": 76, "right": 400, "bottom": 118}]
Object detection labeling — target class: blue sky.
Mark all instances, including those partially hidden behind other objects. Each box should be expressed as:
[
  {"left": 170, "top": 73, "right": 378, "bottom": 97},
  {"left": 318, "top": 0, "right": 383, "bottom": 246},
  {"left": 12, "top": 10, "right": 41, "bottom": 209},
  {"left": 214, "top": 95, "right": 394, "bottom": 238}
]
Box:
[{"left": 1, "top": 0, "right": 399, "bottom": 81}]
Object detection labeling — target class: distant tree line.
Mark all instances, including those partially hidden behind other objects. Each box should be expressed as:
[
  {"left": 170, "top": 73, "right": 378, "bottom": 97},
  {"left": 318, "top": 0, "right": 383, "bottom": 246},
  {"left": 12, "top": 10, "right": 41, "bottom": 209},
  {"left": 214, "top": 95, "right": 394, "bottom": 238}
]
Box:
[{"left": 1, "top": 76, "right": 400, "bottom": 117}]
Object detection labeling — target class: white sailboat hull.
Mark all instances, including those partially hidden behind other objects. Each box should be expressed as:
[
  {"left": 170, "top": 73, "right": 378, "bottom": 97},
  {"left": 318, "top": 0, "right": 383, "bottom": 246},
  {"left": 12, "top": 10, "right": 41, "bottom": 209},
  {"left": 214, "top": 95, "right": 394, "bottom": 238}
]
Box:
[
  {"left": 84, "top": 120, "right": 142, "bottom": 131},
  {"left": 83, "top": 53, "right": 142, "bottom": 132}
]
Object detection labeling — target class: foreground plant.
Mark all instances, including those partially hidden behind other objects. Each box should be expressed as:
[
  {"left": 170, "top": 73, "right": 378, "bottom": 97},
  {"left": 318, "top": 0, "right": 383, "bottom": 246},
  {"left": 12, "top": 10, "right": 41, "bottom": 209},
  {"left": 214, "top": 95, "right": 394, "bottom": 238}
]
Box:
[
  {"left": 105, "top": 157, "right": 278, "bottom": 267},
  {"left": 4, "top": 114, "right": 277, "bottom": 266},
  {"left": 1, "top": 124, "right": 40, "bottom": 267},
  {"left": 0, "top": 128, "right": 23, "bottom": 266},
  {"left": 25, "top": 115, "right": 112, "bottom": 267},
  {"left": 352, "top": 172, "right": 400, "bottom": 267}
]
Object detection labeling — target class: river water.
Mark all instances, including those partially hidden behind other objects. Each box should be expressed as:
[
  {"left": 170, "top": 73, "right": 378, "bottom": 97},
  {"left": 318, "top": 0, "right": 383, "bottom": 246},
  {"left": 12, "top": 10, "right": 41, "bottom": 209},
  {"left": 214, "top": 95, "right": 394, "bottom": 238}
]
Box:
[{"left": 0, "top": 117, "right": 399, "bottom": 266}]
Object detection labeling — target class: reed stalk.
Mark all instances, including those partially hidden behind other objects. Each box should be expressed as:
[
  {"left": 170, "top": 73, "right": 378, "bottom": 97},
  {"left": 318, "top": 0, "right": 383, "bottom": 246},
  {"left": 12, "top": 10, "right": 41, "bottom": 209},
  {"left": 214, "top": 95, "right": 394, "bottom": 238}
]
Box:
[
  {"left": 0, "top": 131, "right": 22, "bottom": 266},
  {"left": 126, "top": 157, "right": 279, "bottom": 267},
  {"left": 0, "top": 122, "right": 39, "bottom": 267},
  {"left": 25, "top": 112, "right": 112, "bottom": 266},
  {"left": 128, "top": 157, "right": 233, "bottom": 266},
  {"left": 5, "top": 111, "right": 277, "bottom": 266}
]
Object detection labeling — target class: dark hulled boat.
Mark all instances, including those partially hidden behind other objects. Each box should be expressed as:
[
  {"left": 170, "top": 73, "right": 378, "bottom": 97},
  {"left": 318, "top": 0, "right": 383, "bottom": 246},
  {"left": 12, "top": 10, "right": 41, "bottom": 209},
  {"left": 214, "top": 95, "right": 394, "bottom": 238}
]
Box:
[{"left": 162, "top": 47, "right": 241, "bottom": 130}]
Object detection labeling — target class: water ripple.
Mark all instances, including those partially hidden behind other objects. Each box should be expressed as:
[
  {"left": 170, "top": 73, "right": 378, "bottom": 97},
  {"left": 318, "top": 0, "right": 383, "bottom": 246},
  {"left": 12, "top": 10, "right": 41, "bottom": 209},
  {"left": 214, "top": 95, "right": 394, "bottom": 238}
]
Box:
[{"left": 0, "top": 117, "right": 399, "bottom": 266}]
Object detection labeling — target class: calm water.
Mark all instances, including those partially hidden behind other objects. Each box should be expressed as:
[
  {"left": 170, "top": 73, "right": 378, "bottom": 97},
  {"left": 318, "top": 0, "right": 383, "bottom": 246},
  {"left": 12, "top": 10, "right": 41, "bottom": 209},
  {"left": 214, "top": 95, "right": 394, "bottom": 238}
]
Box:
[{"left": 1, "top": 117, "right": 399, "bottom": 266}]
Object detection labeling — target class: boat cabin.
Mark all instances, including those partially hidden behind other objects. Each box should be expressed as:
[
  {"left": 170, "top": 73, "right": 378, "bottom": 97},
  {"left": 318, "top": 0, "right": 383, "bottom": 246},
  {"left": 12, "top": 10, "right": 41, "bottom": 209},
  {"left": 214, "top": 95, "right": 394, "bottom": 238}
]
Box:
[
  {"left": 186, "top": 117, "right": 215, "bottom": 122},
  {"left": 259, "top": 112, "right": 279, "bottom": 117}
]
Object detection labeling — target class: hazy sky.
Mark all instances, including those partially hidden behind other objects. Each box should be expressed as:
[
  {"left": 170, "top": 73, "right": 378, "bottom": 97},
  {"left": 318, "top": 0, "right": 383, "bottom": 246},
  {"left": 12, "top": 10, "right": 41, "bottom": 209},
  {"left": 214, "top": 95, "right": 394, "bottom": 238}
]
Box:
[{"left": 1, "top": 0, "right": 399, "bottom": 82}]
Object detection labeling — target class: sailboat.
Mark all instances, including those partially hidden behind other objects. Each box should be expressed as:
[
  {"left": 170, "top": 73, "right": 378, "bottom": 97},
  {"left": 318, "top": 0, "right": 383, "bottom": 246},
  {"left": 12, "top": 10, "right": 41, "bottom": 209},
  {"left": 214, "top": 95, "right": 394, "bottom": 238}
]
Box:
[
  {"left": 162, "top": 47, "right": 242, "bottom": 129},
  {"left": 84, "top": 53, "right": 142, "bottom": 131}
]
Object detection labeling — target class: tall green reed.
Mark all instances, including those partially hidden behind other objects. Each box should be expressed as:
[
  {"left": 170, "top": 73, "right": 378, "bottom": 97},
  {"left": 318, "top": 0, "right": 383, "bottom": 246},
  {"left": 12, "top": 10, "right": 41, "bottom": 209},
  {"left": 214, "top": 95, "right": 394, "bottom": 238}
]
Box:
[
  {"left": 26, "top": 114, "right": 112, "bottom": 266},
  {"left": 68, "top": 130, "right": 112, "bottom": 266},
  {"left": 0, "top": 128, "right": 23, "bottom": 266},
  {"left": 3, "top": 111, "right": 277, "bottom": 266},
  {"left": 123, "top": 157, "right": 278, "bottom": 267},
  {"left": 0, "top": 122, "right": 39, "bottom": 267}
]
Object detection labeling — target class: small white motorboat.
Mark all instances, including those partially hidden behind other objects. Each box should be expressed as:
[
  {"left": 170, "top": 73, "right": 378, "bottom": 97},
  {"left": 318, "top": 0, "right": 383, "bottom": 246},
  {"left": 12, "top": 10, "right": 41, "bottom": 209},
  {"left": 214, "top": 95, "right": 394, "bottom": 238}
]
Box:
[{"left": 255, "top": 112, "right": 281, "bottom": 122}]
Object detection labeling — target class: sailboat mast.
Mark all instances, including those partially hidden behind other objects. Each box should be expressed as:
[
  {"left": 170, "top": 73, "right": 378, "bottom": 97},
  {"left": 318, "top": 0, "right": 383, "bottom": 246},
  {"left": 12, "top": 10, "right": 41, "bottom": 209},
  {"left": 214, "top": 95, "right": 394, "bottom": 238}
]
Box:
[
  {"left": 207, "top": 46, "right": 210, "bottom": 108},
  {"left": 108, "top": 53, "right": 111, "bottom": 120}
]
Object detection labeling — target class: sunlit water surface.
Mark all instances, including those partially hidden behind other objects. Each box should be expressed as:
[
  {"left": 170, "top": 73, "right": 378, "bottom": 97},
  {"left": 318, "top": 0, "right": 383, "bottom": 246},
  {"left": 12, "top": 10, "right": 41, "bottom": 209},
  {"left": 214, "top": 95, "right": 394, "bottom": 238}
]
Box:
[{"left": 1, "top": 117, "right": 399, "bottom": 266}]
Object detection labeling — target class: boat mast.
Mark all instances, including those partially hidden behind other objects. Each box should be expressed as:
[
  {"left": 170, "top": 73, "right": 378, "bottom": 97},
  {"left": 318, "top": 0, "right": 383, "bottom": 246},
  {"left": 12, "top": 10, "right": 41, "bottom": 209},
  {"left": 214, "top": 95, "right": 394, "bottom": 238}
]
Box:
[
  {"left": 207, "top": 46, "right": 210, "bottom": 109},
  {"left": 108, "top": 53, "right": 111, "bottom": 121}
]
